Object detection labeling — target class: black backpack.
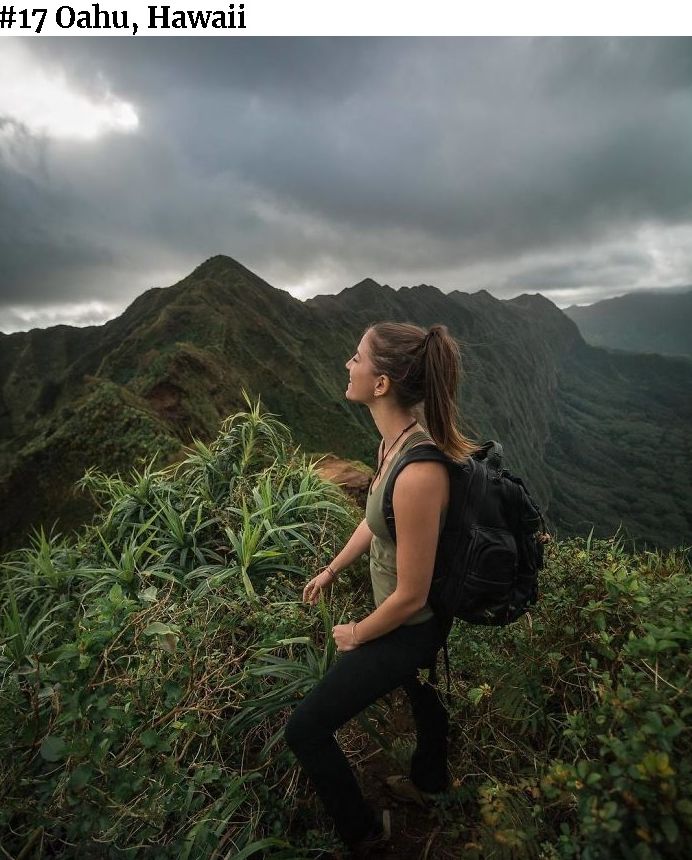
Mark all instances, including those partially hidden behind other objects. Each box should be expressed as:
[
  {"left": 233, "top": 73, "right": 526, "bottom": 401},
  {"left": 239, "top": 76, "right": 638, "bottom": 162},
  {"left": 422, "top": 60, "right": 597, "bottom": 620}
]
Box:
[{"left": 382, "top": 440, "right": 547, "bottom": 699}]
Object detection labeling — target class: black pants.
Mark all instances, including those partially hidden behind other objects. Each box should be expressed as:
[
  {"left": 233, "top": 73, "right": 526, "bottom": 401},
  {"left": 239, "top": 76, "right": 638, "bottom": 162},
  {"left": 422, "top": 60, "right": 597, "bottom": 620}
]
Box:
[{"left": 284, "top": 616, "right": 449, "bottom": 845}]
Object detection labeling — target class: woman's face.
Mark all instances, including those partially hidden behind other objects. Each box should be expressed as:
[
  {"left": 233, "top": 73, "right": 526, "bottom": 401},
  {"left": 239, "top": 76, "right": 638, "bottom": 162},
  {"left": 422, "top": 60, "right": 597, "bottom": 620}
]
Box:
[{"left": 345, "top": 330, "right": 380, "bottom": 403}]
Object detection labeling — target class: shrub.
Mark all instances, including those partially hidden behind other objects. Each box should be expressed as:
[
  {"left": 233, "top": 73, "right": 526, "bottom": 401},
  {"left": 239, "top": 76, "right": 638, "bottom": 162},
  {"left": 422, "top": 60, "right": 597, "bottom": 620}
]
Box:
[
  {"left": 0, "top": 397, "right": 362, "bottom": 858},
  {"left": 446, "top": 535, "right": 691, "bottom": 860},
  {"left": 2, "top": 400, "right": 689, "bottom": 859}
]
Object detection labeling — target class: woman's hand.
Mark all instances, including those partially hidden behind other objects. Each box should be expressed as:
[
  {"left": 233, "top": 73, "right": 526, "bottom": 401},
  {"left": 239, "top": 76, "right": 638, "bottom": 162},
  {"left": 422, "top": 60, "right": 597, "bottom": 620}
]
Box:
[
  {"left": 333, "top": 623, "right": 360, "bottom": 652},
  {"left": 302, "top": 568, "right": 336, "bottom": 606}
]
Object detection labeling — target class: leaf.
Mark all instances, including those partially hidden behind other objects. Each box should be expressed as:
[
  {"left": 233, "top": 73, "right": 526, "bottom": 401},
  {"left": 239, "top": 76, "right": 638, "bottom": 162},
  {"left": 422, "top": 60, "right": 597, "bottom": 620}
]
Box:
[
  {"left": 241, "top": 567, "right": 257, "bottom": 599},
  {"left": 108, "top": 583, "right": 124, "bottom": 604},
  {"left": 468, "top": 687, "right": 486, "bottom": 706},
  {"left": 40, "top": 735, "right": 67, "bottom": 762},
  {"left": 601, "top": 801, "right": 617, "bottom": 819},
  {"left": 158, "top": 632, "right": 178, "bottom": 654},
  {"left": 140, "top": 729, "right": 159, "bottom": 749},
  {"left": 143, "top": 622, "right": 174, "bottom": 636},
  {"left": 138, "top": 586, "right": 158, "bottom": 603},
  {"left": 660, "top": 816, "right": 679, "bottom": 844},
  {"left": 69, "top": 764, "right": 93, "bottom": 791},
  {"left": 231, "top": 838, "right": 287, "bottom": 859},
  {"left": 654, "top": 752, "right": 675, "bottom": 777},
  {"left": 42, "top": 643, "right": 80, "bottom": 663},
  {"left": 37, "top": 684, "right": 59, "bottom": 700}
]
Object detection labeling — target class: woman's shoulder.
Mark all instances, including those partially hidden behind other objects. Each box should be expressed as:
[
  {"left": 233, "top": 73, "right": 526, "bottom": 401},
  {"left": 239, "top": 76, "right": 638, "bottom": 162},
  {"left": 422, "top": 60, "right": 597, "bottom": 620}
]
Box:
[
  {"left": 394, "top": 456, "right": 448, "bottom": 487},
  {"left": 391, "top": 456, "right": 449, "bottom": 531},
  {"left": 394, "top": 451, "right": 448, "bottom": 501}
]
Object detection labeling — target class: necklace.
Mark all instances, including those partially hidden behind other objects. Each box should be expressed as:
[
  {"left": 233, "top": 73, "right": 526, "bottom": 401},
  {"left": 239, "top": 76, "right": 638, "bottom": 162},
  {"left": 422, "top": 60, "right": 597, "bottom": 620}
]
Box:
[{"left": 369, "top": 418, "right": 417, "bottom": 495}]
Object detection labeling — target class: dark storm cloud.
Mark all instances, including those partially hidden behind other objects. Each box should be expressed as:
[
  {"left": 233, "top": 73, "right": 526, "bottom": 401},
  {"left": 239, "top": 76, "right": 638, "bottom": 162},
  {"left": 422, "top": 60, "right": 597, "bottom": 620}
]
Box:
[
  {"left": 1, "top": 37, "right": 692, "bottom": 329},
  {"left": 0, "top": 126, "right": 116, "bottom": 303},
  {"left": 15, "top": 37, "right": 381, "bottom": 104},
  {"left": 504, "top": 251, "right": 657, "bottom": 291}
]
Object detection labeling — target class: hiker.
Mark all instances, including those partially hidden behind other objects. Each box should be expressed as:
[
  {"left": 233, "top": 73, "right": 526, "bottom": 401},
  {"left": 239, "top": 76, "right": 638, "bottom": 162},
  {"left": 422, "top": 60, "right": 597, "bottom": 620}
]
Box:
[{"left": 284, "top": 322, "right": 478, "bottom": 854}]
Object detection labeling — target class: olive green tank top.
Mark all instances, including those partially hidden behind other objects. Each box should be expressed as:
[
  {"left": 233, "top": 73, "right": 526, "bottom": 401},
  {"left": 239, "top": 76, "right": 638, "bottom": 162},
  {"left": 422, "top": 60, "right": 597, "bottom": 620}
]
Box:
[{"left": 365, "top": 430, "right": 445, "bottom": 626}]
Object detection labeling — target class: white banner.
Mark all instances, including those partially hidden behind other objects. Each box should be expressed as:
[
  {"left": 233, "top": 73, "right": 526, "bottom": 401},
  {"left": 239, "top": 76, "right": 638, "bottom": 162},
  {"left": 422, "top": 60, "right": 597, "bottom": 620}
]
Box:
[{"left": 0, "top": 1, "right": 690, "bottom": 37}]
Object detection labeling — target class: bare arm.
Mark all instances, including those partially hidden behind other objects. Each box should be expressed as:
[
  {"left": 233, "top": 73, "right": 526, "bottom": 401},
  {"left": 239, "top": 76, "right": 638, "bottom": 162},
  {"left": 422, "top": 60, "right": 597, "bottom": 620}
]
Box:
[
  {"left": 342, "top": 460, "right": 448, "bottom": 644},
  {"left": 331, "top": 517, "right": 373, "bottom": 573},
  {"left": 303, "top": 517, "right": 373, "bottom": 605}
]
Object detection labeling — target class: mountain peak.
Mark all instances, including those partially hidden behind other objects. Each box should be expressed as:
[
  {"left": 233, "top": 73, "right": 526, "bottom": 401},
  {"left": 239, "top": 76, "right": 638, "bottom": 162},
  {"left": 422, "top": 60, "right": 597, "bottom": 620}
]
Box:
[
  {"left": 509, "top": 292, "right": 558, "bottom": 309},
  {"left": 179, "top": 254, "right": 297, "bottom": 311},
  {"left": 349, "top": 277, "right": 388, "bottom": 291},
  {"left": 406, "top": 283, "right": 443, "bottom": 296},
  {"left": 188, "top": 254, "right": 257, "bottom": 282}
]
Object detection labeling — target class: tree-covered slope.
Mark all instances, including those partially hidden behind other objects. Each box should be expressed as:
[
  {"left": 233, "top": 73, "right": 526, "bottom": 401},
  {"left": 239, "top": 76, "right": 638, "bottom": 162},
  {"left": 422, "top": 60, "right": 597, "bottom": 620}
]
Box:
[
  {"left": 305, "top": 282, "right": 583, "bottom": 513},
  {"left": 564, "top": 288, "right": 692, "bottom": 357},
  {"left": 0, "top": 257, "right": 373, "bottom": 549},
  {"left": 1, "top": 255, "right": 691, "bottom": 551},
  {"left": 544, "top": 344, "right": 692, "bottom": 545}
]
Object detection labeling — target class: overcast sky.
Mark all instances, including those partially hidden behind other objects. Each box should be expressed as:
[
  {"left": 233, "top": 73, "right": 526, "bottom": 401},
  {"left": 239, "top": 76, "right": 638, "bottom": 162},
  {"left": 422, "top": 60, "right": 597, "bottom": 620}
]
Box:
[{"left": 1, "top": 37, "right": 691, "bottom": 332}]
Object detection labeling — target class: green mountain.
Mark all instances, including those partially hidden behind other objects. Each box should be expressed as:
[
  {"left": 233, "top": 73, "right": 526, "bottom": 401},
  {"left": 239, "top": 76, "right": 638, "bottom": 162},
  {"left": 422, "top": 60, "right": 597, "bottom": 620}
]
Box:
[
  {"left": 1, "top": 255, "right": 690, "bottom": 551},
  {"left": 564, "top": 287, "right": 692, "bottom": 357}
]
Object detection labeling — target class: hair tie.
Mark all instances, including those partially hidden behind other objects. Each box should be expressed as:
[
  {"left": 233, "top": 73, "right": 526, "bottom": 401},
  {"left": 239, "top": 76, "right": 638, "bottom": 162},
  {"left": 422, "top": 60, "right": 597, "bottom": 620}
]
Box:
[{"left": 422, "top": 328, "right": 438, "bottom": 351}]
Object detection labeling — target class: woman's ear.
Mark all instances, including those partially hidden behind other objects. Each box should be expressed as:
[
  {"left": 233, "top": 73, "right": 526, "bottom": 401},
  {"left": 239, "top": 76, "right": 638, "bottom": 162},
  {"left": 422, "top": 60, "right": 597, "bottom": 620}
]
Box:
[{"left": 374, "top": 374, "right": 390, "bottom": 397}]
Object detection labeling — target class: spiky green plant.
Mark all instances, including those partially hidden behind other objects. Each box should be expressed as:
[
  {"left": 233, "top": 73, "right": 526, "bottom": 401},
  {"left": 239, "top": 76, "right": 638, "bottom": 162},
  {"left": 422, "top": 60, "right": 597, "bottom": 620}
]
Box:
[
  {"left": 0, "top": 397, "right": 362, "bottom": 859},
  {"left": 1, "top": 397, "right": 690, "bottom": 859}
]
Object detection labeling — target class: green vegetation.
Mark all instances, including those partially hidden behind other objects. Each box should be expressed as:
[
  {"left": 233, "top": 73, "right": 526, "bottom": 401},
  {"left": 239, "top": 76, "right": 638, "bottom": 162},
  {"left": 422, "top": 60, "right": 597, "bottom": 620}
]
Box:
[
  {"left": 1, "top": 402, "right": 690, "bottom": 858},
  {"left": 2, "top": 254, "right": 691, "bottom": 553},
  {"left": 0, "top": 399, "right": 361, "bottom": 858},
  {"left": 564, "top": 289, "right": 692, "bottom": 358},
  {"left": 441, "top": 534, "right": 690, "bottom": 859},
  {"left": 544, "top": 345, "right": 692, "bottom": 549}
]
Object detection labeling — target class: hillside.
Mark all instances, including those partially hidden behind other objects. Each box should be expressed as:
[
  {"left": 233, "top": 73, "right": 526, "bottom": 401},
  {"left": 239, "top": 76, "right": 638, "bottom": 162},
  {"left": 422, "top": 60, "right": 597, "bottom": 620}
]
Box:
[
  {"left": 564, "top": 287, "right": 692, "bottom": 357},
  {"left": 1, "top": 405, "right": 689, "bottom": 859},
  {"left": 1, "top": 255, "right": 691, "bottom": 551}
]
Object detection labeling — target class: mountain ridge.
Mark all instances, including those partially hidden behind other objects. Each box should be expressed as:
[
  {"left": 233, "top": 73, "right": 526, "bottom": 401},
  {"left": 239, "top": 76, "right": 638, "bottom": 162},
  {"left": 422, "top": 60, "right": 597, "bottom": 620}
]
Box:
[
  {"left": 564, "top": 287, "right": 692, "bottom": 357},
  {"left": 1, "top": 255, "right": 690, "bottom": 552}
]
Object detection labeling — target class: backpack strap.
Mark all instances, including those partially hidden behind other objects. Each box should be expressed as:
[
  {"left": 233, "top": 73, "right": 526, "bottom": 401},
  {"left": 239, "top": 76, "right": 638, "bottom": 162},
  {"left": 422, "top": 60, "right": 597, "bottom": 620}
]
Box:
[
  {"left": 434, "top": 456, "right": 483, "bottom": 703},
  {"left": 382, "top": 444, "right": 451, "bottom": 542}
]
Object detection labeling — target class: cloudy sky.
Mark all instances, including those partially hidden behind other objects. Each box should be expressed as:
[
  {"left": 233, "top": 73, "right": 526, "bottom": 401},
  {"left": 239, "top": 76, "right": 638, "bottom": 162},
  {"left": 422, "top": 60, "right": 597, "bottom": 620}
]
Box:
[{"left": 1, "top": 37, "right": 691, "bottom": 332}]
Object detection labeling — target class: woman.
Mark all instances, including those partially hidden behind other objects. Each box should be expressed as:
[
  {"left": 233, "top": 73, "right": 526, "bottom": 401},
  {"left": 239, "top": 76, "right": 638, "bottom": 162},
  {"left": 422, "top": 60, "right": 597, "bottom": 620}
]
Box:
[{"left": 284, "top": 322, "right": 477, "bottom": 855}]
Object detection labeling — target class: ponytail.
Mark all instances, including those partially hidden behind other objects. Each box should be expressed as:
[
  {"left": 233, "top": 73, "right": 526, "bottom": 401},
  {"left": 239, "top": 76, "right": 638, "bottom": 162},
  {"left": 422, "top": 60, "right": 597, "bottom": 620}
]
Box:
[
  {"left": 421, "top": 325, "right": 477, "bottom": 461},
  {"left": 366, "top": 321, "right": 478, "bottom": 462}
]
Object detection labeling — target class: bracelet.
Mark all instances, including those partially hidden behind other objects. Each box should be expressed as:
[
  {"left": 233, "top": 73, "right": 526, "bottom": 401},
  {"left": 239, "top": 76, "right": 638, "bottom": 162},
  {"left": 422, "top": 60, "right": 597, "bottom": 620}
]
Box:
[
  {"left": 351, "top": 622, "right": 360, "bottom": 646},
  {"left": 325, "top": 565, "right": 337, "bottom": 581}
]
